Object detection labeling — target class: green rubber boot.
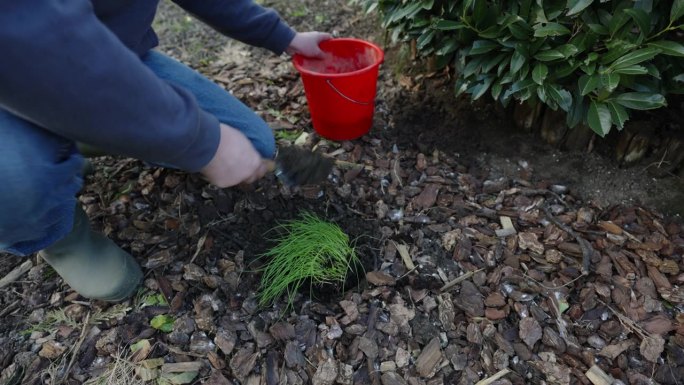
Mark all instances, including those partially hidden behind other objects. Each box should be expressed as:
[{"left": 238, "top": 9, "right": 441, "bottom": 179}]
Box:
[{"left": 39, "top": 206, "right": 143, "bottom": 302}]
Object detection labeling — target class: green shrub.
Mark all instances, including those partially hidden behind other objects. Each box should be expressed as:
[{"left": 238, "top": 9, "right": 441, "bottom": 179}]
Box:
[{"left": 360, "top": 0, "right": 684, "bottom": 136}]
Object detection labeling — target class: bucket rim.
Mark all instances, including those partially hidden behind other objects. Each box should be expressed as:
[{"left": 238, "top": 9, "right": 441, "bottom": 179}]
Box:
[{"left": 292, "top": 38, "right": 385, "bottom": 79}]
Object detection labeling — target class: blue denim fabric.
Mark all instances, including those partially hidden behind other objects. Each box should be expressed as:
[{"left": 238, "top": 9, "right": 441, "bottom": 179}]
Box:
[
  {"left": 142, "top": 51, "right": 275, "bottom": 159},
  {"left": 0, "top": 50, "right": 275, "bottom": 256}
]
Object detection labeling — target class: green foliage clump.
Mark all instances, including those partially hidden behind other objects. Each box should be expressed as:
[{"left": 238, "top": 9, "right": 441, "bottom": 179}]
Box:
[
  {"left": 258, "top": 212, "right": 358, "bottom": 308},
  {"left": 359, "top": 0, "right": 684, "bottom": 136}
]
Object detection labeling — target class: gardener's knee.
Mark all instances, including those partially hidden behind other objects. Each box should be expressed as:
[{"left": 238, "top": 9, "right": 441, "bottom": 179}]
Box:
[{"left": 0, "top": 111, "right": 83, "bottom": 255}]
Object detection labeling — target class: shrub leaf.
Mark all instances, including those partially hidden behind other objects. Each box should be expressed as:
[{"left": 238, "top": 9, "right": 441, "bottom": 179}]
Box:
[
  {"left": 567, "top": 0, "right": 594, "bottom": 16},
  {"left": 533, "top": 22, "right": 572, "bottom": 37},
  {"left": 588, "top": 101, "right": 612, "bottom": 136},
  {"left": 648, "top": 40, "right": 684, "bottom": 57},
  {"left": 613, "top": 92, "right": 667, "bottom": 110},
  {"left": 532, "top": 63, "right": 549, "bottom": 85}
]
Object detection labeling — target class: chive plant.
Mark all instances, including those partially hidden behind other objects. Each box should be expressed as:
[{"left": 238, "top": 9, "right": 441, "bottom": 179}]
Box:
[{"left": 258, "top": 212, "right": 358, "bottom": 309}]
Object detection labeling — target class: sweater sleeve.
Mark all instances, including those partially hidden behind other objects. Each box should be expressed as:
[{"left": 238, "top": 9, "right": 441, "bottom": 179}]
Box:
[
  {"left": 171, "top": 0, "right": 297, "bottom": 54},
  {"left": 0, "top": 0, "right": 220, "bottom": 172}
]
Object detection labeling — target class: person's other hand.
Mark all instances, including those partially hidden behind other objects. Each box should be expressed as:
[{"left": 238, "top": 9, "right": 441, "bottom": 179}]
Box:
[
  {"left": 200, "top": 123, "right": 271, "bottom": 188},
  {"left": 286, "top": 31, "right": 332, "bottom": 58}
]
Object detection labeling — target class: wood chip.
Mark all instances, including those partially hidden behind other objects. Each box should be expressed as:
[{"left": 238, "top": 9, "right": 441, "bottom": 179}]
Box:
[
  {"left": 366, "top": 271, "right": 396, "bottom": 286},
  {"left": 518, "top": 232, "right": 545, "bottom": 254},
  {"left": 598, "top": 221, "right": 623, "bottom": 235},
  {"left": 496, "top": 216, "right": 516, "bottom": 237},
  {"left": 474, "top": 368, "right": 511, "bottom": 385},
  {"left": 205, "top": 371, "right": 232, "bottom": 385},
  {"left": 214, "top": 328, "right": 236, "bottom": 356},
  {"left": 640, "top": 335, "right": 665, "bottom": 363},
  {"left": 519, "top": 317, "right": 542, "bottom": 349},
  {"left": 412, "top": 184, "right": 440, "bottom": 210},
  {"left": 161, "top": 362, "right": 203, "bottom": 373},
  {"left": 395, "top": 242, "right": 416, "bottom": 270},
  {"left": 416, "top": 337, "right": 442, "bottom": 378},
  {"left": 230, "top": 346, "right": 258, "bottom": 382},
  {"left": 381, "top": 372, "right": 408, "bottom": 385},
  {"left": 358, "top": 336, "right": 379, "bottom": 359},
  {"left": 312, "top": 358, "right": 338, "bottom": 385},
  {"left": 269, "top": 322, "right": 295, "bottom": 340},
  {"left": 339, "top": 300, "right": 359, "bottom": 324},
  {"left": 0, "top": 260, "right": 33, "bottom": 289},
  {"left": 585, "top": 365, "right": 613, "bottom": 385},
  {"left": 38, "top": 341, "right": 66, "bottom": 360}
]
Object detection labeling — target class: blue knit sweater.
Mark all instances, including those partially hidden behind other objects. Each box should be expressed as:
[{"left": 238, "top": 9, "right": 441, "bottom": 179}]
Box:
[{"left": 0, "top": 0, "right": 296, "bottom": 171}]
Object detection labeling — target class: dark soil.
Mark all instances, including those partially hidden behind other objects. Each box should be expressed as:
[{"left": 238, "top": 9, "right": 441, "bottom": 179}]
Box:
[{"left": 1, "top": 1, "right": 683, "bottom": 385}]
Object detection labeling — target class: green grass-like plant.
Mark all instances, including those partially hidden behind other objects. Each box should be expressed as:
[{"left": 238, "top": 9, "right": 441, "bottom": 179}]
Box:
[{"left": 258, "top": 212, "right": 359, "bottom": 309}]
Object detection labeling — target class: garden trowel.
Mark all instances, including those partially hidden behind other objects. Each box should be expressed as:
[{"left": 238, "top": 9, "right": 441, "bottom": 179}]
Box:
[{"left": 265, "top": 146, "right": 334, "bottom": 186}]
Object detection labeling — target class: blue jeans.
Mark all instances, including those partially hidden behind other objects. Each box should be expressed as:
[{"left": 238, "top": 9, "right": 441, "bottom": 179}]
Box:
[{"left": 0, "top": 51, "right": 275, "bottom": 256}]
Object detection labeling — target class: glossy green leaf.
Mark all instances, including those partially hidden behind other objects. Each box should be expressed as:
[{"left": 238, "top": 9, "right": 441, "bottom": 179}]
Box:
[
  {"left": 491, "top": 81, "right": 503, "bottom": 99},
  {"left": 601, "top": 73, "right": 620, "bottom": 92},
  {"left": 645, "top": 63, "right": 661, "bottom": 79},
  {"left": 634, "top": 0, "right": 653, "bottom": 13},
  {"left": 532, "top": 63, "right": 549, "bottom": 85},
  {"left": 463, "top": 56, "right": 486, "bottom": 77},
  {"left": 606, "top": 100, "right": 629, "bottom": 129},
  {"left": 434, "top": 20, "right": 465, "bottom": 30},
  {"left": 390, "top": 1, "right": 423, "bottom": 22},
  {"left": 533, "top": 22, "right": 572, "bottom": 37},
  {"left": 623, "top": 9, "right": 651, "bottom": 35},
  {"left": 416, "top": 29, "right": 436, "bottom": 50},
  {"left": 470, "top": 77, "right": 495, "bottom": 99},
  {"left": 567, "top": 0, "right": 594, "bottom": 16},
  {"left": 600, "top": 42, "right": 636, "bottom": 65},
  {"left": 580, "top": 63, "right": 596, "bottom": 75},
  {"left": 479, "top": 25, "right": 502, "bottom": 39},
  {"left": 469, "top": 40, "right": 499, "bottom": 55},
  {"left": 557, "top": 61, "right": 582, "bottom": 78},
  {"left": 578, "top": 74, "right": 600, "bottom": 95},
  {"left": 648, "top": 40, "right": 684, "bottom": 57},
  {"left": 613, "top": 65, "right": 649, "bottom": 75},
  {"left": 482, "top": 53, "right": 506, "bottom": 72},
  {"left": 510, "top": 50, "right": 526, "bottom": 73},
  {"left": 608, "top": 10, "right": 631, "bottom": 37},
  {"left": 436, "top": 39, "right": 459, "bottom": 55},
  {"left": 557, "top": 44, "right": 580, "bottom": 58},
  {"left": 537, "top": 86, "right": 550, "bottom": 107},
  {"left": 422, "top": 0, "right": 435, "bottom": 9},
  {"left": 510, "top": 79, "right": 536, "bottom": 93},
  {"left": 534, "top": 49, "right": 565, "bottom": 61},
  {"left": 609, "top": 47, "right": 660, "bottom": 70},
  {"left": 509, "top": 22, "right": 532, "bottom": 39},
  {"left": 473, "top": 0, "right": 488, "bottom": 25},
  {"left": 613, "top": 92, "right": 667, "bottom": 109},
  {"left": 672, "top": 0, "right": 684, "bottom": 22},
  {"left": 546, "top": 84, "right": 573, "bottom": 111},
  {"left": 587, "top": 23, "right": 609, "bottom": 35},
  {"left": 566, "top": 92, "right": 586, "bottom": 127},
  {"left": 587, "top": 101, "right": 612, "bottom": 136}
]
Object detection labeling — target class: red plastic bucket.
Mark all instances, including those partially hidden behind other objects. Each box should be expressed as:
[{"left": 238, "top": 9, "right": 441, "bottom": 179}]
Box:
[{"left": 293, "top": 38, "right": 384, "bottom": 141}]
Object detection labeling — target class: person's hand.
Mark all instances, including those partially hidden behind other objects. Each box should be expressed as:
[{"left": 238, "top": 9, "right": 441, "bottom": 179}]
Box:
[
  {"left": 286, "top": 31, "right": 332, "bottom": 58},
  {"left": 200, "top": 123, "right": 272, "bottom": 188}
]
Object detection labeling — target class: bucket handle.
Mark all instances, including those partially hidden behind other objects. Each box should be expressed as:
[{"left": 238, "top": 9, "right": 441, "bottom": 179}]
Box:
[{"left": 326, "top": 79, "right": 371, "bottom": 105}]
